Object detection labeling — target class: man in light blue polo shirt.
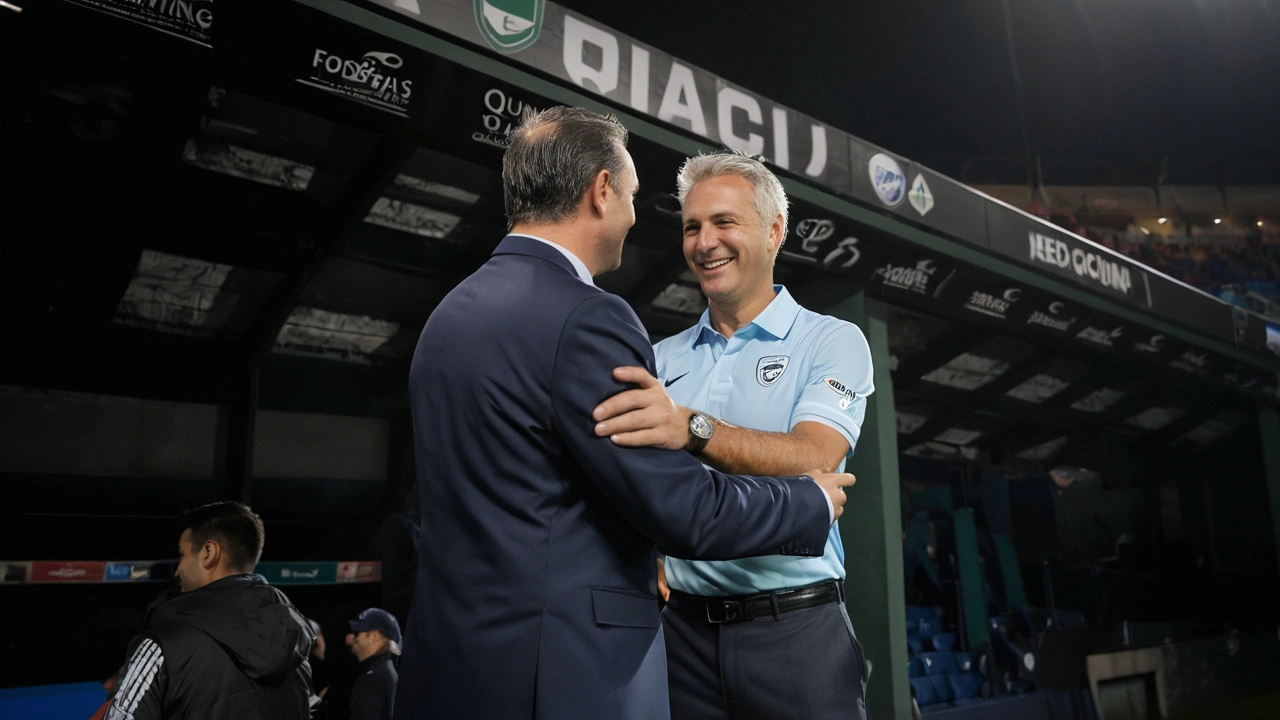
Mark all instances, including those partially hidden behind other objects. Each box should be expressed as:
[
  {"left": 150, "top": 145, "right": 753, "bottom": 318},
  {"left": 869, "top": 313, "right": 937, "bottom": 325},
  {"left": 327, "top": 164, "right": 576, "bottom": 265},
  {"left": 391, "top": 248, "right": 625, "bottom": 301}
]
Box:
[{"left": 593, "top": 152, "right": 874, "bottom": 719}]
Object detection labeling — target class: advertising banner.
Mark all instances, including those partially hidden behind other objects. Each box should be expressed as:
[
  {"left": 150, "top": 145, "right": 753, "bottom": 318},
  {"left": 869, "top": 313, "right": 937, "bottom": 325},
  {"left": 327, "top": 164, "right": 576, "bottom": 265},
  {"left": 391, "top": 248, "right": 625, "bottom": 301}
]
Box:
[
  {"left": 365, "top": 0, "right": 858, "bottom": 191},
  {"left": 104, "top": 561, "right": 165, "bottom": 582},
  {"left": 255, "top": 562, "right": 339, "bottom": 586},
  {"left": 218, "top": 0, "right": 429, "bottom": 125},
  {"left": 30, "top": 561, "right": 106, "bottom": 583},
  {"left": 986, "top": 203, "right": 1151, "bottom": 307},
  {"left": 60, "top": 0, "right": 213, "bottom": 47},
  {"left": 337, "top": 561, "right": 383, "bottom": 583}
]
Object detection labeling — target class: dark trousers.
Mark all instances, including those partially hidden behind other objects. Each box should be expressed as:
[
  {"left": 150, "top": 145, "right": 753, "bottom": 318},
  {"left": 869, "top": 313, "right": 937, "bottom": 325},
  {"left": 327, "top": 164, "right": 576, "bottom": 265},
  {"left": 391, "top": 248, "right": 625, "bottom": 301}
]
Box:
[{"left": 663, "top": 592, "right": 868, "bottom": 720}]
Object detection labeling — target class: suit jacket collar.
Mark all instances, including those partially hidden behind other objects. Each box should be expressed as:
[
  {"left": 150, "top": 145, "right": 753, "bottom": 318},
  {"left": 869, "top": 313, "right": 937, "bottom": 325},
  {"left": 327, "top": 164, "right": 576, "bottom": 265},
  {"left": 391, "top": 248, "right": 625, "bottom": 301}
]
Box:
[{"left": 493, "top": 234, "right": 582, "bottom": 280}]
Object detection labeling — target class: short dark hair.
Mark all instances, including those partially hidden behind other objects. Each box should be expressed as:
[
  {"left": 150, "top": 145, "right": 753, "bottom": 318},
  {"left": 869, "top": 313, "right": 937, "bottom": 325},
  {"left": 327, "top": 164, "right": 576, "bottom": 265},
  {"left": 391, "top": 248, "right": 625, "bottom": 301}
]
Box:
[
  {"left": 181, "top": 501, "right": 265, "bottom": 573},
  {"left": 502, "top": 106, "right": 629, "bottom": 229}
]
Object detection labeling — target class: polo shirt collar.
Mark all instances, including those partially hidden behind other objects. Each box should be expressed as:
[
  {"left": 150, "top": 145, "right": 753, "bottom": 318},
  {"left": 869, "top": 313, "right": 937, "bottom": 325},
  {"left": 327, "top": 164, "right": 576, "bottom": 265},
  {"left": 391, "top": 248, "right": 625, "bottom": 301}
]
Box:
[{"left": 692, "top": 285, "right": 800, "bottom": 346}]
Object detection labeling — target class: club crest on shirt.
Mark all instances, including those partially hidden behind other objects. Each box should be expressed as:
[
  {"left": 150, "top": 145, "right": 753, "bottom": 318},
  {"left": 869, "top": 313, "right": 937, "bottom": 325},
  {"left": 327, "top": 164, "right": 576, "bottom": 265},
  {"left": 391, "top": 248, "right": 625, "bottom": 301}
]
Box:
[
  {"left": 756, "top": 355, "right": 790, "bottom": 387},
  {"left": 824, "top": 377, "right": 856, "bottom": 409}
]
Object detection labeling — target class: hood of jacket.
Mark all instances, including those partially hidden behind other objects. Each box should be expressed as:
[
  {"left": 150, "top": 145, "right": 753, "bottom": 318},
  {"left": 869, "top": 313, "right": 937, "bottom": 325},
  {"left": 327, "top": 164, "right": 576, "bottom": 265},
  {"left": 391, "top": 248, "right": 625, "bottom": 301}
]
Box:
[{"left": 149, "top": 573, "right": 313, "bottom": 683}]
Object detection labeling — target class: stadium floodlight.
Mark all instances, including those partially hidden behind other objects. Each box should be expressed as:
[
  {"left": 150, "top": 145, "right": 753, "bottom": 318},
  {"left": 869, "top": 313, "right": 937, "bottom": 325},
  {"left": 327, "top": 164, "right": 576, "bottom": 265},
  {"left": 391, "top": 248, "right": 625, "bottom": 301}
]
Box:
[
  {"left": 1258, "top": 220, "right": 1264, "bottom": 227},
  {"left": 1214, "top": 218, "right": 1222, "bottom": 225},
  {"left": 1158, "top": 217, "right": 1167, "bottom": 224}
]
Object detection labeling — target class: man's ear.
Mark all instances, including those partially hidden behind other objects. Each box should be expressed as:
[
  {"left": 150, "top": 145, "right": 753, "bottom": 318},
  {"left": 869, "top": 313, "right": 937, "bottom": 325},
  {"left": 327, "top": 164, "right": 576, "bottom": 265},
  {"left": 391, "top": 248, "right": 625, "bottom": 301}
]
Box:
[
  {"left": 588, "top": 168, "right": 612, "bottom": 218},
  {"left": 768, "top": 214, "right": 786, "bottom": 255},
  {"left": 200, "top": 539, "right": 222, "bottom": 571}
]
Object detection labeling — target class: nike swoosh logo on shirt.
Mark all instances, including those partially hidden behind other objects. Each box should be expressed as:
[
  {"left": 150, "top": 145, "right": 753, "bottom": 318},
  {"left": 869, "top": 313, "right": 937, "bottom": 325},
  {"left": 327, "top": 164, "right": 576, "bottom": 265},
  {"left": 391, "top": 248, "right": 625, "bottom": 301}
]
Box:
[{"left": 664, "top": 373, "right": 689, "bottom": 388}]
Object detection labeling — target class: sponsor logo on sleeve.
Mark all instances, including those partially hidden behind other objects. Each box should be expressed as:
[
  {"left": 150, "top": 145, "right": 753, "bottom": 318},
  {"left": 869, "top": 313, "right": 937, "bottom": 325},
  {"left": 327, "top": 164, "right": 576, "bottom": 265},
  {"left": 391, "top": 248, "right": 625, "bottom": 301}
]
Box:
[
  {"left": 823, "top": 377, "right": 856, "bottom": 410},
  {"left": 756, "top": 356, "right": 790, "bottom": 386}
]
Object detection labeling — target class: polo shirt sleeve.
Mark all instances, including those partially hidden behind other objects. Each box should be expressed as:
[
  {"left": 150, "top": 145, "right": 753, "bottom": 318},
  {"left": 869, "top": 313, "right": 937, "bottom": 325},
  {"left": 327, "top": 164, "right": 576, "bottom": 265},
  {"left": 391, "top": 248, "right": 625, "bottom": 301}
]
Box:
[{"left": 789, "top": 320, "right": 874, "bottom": 457}]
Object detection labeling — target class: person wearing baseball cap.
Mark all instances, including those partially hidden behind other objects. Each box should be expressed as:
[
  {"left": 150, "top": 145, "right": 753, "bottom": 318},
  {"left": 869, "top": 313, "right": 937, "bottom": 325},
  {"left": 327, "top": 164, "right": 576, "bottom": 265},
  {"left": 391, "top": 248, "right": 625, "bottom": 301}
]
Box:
[{"left": 346, "top": 608, "right": 400, "bottom": 720}]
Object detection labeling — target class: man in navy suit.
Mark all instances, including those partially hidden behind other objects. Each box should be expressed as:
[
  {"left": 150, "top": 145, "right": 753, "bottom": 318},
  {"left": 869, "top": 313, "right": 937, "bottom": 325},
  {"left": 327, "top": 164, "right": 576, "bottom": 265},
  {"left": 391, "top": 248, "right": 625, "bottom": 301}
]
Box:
[{"left": 392, "top": 106, "right": 855, "bottom": 720}]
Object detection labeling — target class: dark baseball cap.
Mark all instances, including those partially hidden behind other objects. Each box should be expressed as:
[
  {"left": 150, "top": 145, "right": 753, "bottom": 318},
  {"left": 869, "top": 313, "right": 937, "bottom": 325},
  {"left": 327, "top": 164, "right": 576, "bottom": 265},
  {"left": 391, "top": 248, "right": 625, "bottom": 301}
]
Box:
[{"left": 348, "top": 608, "right": 402, "bottom": 646}]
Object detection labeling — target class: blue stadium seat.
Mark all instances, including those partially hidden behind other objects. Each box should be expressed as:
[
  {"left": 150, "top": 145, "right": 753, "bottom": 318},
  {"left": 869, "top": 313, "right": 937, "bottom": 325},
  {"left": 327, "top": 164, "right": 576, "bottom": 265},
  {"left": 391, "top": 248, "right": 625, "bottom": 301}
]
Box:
[
  {"left": 909, "top": 677, "right": 940, "bottom": 706},
  {"left": 907, "top": 636, "right": 925, "bottom": 655},
  {"left": 908, "top": 656, "right": 927, "bottom": 678},
  {"left": 918, "top": 615, "right": 942, "bottom": 637},
  {"left": 918, "top": 651, "right": 959, "bottom": 676},
  {"left": 951, "top": 651, "right": 976, "bottom": 673},
  {"left": 905, "top": 605, "right": 931, "bottom": 625},
  {"left": 947, "top": 672, "right": 983, "bottom": 702},
  {"left": 930, "top": 632, "right": 956, "bottom": 651},
  {"left": 929, "top": 674, "right": 955, "bottom": 703}
]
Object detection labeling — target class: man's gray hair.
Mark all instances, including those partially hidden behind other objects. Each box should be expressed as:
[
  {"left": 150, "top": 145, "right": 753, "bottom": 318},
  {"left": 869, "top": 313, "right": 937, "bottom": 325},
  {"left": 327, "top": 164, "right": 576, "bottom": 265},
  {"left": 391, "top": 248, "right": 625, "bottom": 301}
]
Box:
[
  {"left": 503, "top": 106, "right": 629, "bottom": 229},
  {"left": 675, "top": 151, "right": 789, "bottom": 240}
]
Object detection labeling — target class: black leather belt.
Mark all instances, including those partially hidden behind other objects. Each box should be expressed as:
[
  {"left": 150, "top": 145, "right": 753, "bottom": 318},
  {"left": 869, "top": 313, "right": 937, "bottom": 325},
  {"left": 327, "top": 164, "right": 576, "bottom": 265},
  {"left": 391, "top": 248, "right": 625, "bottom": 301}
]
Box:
[{"left": 668, "top": 579, "right": 844, "bottom": 624}]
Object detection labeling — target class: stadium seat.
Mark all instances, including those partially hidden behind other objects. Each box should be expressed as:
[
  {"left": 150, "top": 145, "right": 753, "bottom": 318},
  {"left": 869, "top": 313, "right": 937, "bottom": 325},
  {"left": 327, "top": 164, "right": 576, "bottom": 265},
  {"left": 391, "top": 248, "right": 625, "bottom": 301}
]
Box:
[
  {"left": 951, "top": 651, "right": 976, "bottom": 673},
  {"left": 929, "top": 674, "right": 955, "bottom": 703},
  {"left": 905, "top": 605, "right": 931, "bottom": 625},
  {"left": 947, "top": 671, "right": 983, "bottom": 702},
  {"left": 908, "top": 656, "right": 927, "bottom": 678},
  {"left": 907, "top": 636, "right": 925, "bottom": 655},
  {"left": 909, "top": 677, "right": 940, "bottom": 706},
  {"left": 931, "top": 632, "right": 956, "bottom": 651},
  {"left": 918, "top": 614, "right": 942, "bottom": 637},
  {"left": 918, "top": 651, "right": 959, "bottom": 676}
]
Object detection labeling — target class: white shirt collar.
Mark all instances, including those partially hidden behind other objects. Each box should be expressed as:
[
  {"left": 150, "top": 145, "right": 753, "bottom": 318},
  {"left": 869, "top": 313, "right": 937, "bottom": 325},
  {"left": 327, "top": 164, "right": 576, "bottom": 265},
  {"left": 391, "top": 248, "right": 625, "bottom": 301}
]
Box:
[{"left": 514, "top": 234, "right": 595, "bottom": 286}]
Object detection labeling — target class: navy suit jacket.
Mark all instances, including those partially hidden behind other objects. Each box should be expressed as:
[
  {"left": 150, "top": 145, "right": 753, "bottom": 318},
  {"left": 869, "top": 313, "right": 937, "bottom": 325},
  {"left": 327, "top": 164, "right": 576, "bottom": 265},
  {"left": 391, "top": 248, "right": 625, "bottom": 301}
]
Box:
[{"left": 393, "top": 235, "right": 830, "bottom": 720}]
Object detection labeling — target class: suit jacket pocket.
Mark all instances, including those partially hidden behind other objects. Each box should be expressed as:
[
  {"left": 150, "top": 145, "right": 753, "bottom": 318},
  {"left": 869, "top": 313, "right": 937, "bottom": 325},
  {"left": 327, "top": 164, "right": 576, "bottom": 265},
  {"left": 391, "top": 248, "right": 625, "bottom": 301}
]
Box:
[{"left": 590, "top": 587, "right": 659, "bottom": 628}]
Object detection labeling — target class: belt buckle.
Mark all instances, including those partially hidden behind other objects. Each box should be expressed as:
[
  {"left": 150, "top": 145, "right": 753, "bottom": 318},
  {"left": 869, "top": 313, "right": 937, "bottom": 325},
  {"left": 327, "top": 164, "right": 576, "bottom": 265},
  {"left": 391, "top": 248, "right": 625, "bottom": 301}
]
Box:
[{"left": 706, "top": 599, "right": 743, "bottom": 624}]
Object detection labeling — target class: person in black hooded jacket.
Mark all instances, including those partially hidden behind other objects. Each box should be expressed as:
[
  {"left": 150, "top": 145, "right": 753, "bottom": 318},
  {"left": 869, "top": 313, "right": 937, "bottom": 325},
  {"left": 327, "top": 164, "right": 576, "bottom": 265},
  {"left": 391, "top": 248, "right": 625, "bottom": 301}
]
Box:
[{"left": 107, "top": 502, "right": 314, "bottom": 720}]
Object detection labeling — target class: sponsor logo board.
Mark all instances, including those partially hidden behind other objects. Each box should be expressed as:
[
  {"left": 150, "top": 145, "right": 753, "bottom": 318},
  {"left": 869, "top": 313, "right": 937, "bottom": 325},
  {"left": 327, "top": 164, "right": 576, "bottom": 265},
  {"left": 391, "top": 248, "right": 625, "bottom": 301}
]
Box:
[
  {"left": 298, "top": 49, "right": 415, "bottom": 117},
  {"left": 31, "top": 561, "right": 106, "bottom": 583}
]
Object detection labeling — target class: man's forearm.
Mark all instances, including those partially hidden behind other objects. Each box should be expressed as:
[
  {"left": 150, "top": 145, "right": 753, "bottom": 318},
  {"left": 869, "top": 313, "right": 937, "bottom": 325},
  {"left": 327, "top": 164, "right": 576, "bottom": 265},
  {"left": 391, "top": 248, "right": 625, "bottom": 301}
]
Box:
[{"left": 695, "top": 417, "right": 843, "bottom": 476}]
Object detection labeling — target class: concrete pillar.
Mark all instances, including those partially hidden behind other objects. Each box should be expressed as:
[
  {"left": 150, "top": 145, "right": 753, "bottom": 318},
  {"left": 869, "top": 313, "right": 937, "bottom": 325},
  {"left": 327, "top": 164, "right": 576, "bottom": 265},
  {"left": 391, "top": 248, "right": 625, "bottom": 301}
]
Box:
[{"left": 828, "top": 292, "right": 912, "bottom": 720}]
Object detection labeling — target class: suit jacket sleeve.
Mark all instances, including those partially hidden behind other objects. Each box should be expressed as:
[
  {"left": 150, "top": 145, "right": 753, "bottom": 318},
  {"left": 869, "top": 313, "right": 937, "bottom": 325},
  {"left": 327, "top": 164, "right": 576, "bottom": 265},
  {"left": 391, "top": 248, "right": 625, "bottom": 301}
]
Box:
[{"left": 550, "top": 293, "right": 830, "bottom": 560}]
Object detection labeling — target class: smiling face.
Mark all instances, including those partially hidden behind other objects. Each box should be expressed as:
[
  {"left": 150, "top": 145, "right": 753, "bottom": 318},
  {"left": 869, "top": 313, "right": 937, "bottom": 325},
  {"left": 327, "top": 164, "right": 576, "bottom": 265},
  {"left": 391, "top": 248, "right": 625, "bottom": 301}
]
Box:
[{"left": 681, "top": 174, "right": 783, "bottom": 314}]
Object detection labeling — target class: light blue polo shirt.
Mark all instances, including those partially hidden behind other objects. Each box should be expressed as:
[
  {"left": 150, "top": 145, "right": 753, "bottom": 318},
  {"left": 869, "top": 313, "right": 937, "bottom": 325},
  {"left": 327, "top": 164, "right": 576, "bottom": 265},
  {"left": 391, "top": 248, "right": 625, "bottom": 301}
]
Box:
[{"left": 656, "top": 286, "right": 874, "bottom": 596}]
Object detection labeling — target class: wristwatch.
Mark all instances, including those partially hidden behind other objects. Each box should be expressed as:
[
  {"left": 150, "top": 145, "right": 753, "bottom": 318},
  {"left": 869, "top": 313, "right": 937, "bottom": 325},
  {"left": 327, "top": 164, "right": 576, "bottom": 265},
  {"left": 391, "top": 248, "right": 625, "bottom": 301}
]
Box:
[{"left": 686, "top": 412, "right": 714, "bottom": 455}]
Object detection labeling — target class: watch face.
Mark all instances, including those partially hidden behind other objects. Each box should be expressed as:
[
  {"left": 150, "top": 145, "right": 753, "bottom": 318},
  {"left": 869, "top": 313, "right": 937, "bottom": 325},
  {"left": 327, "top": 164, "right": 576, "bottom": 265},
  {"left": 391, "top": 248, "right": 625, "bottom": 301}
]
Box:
[{"left": 690, "top": 414, "right": 713, "bottom": 440}]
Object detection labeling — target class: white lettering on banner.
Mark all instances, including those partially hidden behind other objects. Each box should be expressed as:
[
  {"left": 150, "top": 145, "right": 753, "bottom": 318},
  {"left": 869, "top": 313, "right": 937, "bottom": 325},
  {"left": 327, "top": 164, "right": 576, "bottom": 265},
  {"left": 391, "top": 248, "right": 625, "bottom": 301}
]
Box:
[
  {"left": 304, "top": 49, "right": 414, "bottom": 116},
  {"left": 964, "top": 288, "right": 1020, "bottom": 320},
  {"left": 717, "top": 87, "right": 764, "bottom": 156},
  {"left": 874, "top": 260, "right": 937, "bottom": 294},
  {"left": 806, "top": 124, "right": 827, "bottom": 177},
  {"left": 656, "top": 62, "right": 708, "bottom": 135},
  {"left": 1028, "top": 232, "right": 1132, "bottom": 295},
  {"left": 562, "top": 15, "right": 618, "bottom": 94},
  {"left": 558, "top": 14, "right": 829, "bottom": 178},
  {"left": 771, "top": 107, "right": 789, "bottom": 168},
  {"left": 629, "top": 46, "right": 649, "bottom": 113},
  {"left": 474, "top": 87, "right": 540, "bottom": 148},
  {"left": 1027, "top": 310, "right": 1075, "bottom": 331}
]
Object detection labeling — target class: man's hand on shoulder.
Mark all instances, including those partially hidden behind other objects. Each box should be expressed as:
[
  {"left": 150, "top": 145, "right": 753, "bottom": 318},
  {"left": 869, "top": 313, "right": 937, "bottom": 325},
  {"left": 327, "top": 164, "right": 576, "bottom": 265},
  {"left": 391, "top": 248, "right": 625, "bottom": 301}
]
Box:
[
  {"left": 592, "top": 366, "right": 691, "bottom": 451},
  {"left": 807, "top": 469, "right": 856, "bottom": 521}
]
